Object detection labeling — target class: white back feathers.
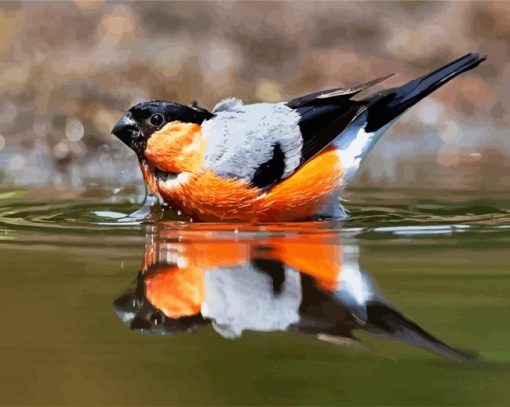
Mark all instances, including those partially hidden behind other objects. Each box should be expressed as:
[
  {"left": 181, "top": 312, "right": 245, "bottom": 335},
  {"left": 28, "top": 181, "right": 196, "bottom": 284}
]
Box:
[{"left": 202, "top": 98, "right": 303, "bottom": 183}]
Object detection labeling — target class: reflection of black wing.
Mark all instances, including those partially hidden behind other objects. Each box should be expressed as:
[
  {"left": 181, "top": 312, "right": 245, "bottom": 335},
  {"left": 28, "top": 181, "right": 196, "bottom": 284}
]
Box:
[
  {"left": 365, "top": 302, "right": 477, "bottom": 363},
  {"left": 251, "top": 259, "right": 286, "bottom": 294},
  {"left": 113, "top": 253, "right": 477, "bottom": 363},
  {"left": 294, "top": 274, "right": 477, "bottom": 363},
  {"left": 294, "top": 274, "right": 361, "bottom": 340}
]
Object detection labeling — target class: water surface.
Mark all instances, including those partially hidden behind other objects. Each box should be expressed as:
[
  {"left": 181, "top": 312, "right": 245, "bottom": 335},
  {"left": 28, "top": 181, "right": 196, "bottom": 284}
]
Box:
[{"left": 1, "top": 188, "right": 509, "bottom": 405}]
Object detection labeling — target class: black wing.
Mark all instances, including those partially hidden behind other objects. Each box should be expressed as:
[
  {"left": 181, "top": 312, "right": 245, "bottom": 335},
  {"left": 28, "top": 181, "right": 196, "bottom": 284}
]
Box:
[
  {"left": 287, "top": 52, "right": 485, "bottom": 168},
  {"left": 286, "top": 74, "right": 395, "bottom": 165},
  {"left": 286, "top": 73, "right": 396, "bottom": 109}
]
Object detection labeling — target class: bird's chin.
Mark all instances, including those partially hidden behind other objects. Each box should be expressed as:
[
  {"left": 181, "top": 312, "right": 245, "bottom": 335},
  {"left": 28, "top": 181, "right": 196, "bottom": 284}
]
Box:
[
  {"left": 156, "top": 169, "right": 178, "bottom": 182},
  {"left": 156, "top": 170, "right": 189, "bottom": 190}
]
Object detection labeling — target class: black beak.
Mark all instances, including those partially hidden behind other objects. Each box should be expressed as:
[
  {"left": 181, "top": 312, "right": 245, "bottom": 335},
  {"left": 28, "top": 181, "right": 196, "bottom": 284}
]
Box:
[{"left": 112, "top": 113, "right": 140, "bottom": 150}]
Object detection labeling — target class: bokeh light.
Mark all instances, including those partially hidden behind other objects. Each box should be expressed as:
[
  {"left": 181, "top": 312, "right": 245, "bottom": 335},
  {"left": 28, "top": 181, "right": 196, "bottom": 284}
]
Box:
[{"left": 0, "top": 1, "right": 508, "bottom": 192}]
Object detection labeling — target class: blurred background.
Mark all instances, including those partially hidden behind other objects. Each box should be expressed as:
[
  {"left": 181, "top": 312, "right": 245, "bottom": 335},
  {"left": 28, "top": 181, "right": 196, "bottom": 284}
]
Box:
[{"left": 0, "top": 1, "right": 508, "bottom": 193}]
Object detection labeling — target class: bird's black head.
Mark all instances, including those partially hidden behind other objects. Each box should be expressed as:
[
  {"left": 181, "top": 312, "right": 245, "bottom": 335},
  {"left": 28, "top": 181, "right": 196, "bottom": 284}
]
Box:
[{"left": 111, "top": 100, "right": 213, "bottom": 157}]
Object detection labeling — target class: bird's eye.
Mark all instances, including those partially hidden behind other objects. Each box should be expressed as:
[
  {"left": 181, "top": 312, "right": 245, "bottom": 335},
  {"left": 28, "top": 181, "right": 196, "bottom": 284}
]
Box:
[
  {"left": 149, "top": 113, "right": 165, "bottom": 127},
  {"left": 150, "top": 311, "right": 164, "bottom": 326}
]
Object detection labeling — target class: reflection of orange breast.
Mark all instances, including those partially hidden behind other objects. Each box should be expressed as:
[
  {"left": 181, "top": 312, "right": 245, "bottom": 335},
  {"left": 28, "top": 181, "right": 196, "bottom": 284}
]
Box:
[
  {"left": 145, "top": 266, "right": 204, "bottom": 318},
  {"left": 142, "top": 231, "right": 344, "bottom": 319},
  {"left": 143, "top": 240, "right": 251, "bottom": 318}
]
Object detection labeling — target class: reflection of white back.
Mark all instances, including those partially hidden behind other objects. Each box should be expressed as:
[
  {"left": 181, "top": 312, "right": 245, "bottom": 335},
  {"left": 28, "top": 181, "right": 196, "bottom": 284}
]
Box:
[
  {"left": 335, "top": 111, "right": 394, "bottom": 184},
  {"left": 201, "top": 265, "right": 302, "bottom": 338},
  {"left": 336, "top": 245, "right": 378, "bottom": 321}
]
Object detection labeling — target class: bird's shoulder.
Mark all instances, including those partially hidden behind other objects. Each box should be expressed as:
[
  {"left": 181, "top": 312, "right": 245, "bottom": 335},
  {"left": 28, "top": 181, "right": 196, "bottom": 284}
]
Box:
[{"left": 201, "top": 98, "right": 303, "bottom": 189}]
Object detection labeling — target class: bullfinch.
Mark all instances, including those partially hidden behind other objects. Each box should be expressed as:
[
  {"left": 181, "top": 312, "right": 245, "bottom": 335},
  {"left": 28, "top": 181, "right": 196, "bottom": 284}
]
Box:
[{"left": 112, "top": 53, "right": 486, "bottom": 222}]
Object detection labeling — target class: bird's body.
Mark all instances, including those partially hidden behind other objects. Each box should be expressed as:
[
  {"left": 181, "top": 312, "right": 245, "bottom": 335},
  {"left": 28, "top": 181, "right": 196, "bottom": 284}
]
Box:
[
  {"left": 141, "top": 117, "right": 344, "bottom": 222},
  {"left": 112, "top": 53, "right": 486, "bottom": 222}
]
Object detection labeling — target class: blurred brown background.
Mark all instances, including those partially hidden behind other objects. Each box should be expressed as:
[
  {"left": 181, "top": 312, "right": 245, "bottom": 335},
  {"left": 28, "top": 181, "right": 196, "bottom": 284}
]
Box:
[{"left": 0, "top": 1, "right": 508, "bottom": 192}]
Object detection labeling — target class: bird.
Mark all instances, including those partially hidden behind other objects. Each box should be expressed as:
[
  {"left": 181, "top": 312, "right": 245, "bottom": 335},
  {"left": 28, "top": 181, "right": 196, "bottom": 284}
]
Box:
[
  {"left": 113, "top": 224, "right": 475, "bottom": 362},
  {"left": 112, "top": 53, "right": 486, "bottom": 222}
]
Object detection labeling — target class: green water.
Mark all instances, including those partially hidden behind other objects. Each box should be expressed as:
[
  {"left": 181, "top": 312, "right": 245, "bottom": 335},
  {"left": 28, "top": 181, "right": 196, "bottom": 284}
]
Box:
[{"left": 1, "top": 188, "right": 509, "bottom": 405}]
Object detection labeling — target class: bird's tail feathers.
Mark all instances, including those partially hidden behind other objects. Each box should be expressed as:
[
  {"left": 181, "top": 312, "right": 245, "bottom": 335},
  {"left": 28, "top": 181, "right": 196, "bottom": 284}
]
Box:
[
  {"left": 365, "top": 302, "right": 478, "bottom": 363},
  {"left": 336, "top": 53, "right": 486, "bottom": 184},
  {"left": 364, "top": 52, "right": 486, "bottom": 132}
]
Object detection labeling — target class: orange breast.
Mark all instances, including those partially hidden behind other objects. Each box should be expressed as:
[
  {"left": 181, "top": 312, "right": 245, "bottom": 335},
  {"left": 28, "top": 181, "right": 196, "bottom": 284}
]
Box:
[
  {"left": 144, "top": 122, "right": 344, "bottom": 222},
  {"left": 255, "top": 147, "right": 343, "bottom": 221},
  {"left": 159, "top": 147, "right": 343, "bottom": 222}
]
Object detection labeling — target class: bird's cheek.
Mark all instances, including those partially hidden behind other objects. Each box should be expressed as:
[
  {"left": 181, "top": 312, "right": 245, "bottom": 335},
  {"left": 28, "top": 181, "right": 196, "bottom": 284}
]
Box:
[{"left": 145, "top": 121, "right": 204, "bottom": 173}]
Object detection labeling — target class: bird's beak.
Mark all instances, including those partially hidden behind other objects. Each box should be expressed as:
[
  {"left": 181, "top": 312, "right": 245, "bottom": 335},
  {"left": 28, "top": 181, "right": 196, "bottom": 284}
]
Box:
[{"left": 111, "top": 113, "right": 140, "bottom": 150}]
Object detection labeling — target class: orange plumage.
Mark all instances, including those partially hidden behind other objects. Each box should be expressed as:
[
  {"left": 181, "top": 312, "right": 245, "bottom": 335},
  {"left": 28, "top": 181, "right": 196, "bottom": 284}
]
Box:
[
  {"left": 145, "top": 122, "right": 204, "bottom": 173},
  {"left": 113, "top": 53, "right": 486, "bottom": 223},
  {"left": 141, "top": 121, "right": 343, "bottom": 222},
  {"left": 140, "top": 228, "right": 344, "bottom": 318},
  {"left": 144, "top": 266, "right": 204, "bottom": 318}
]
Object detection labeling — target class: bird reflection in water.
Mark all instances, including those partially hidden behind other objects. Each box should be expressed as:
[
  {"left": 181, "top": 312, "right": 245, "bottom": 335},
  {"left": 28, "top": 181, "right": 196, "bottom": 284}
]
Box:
[{"left": 114, "top": 224, "right": 475, "bottom": 362}]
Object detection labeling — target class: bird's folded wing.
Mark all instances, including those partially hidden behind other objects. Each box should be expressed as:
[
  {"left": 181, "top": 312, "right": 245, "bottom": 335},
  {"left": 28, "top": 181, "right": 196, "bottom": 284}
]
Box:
[
  {"left": 286, "top": 73, "right": 396, "bottom": 108},
  {"left": 287, "top": 74, "right": 397, "bottom": 166},
  {"left": 201, "top": 100, "right": 304, "bottom": 190}
]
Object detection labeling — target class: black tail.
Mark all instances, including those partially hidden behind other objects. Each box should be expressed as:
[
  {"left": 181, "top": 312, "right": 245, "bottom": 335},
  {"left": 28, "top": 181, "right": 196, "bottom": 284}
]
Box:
[{"left": 365, "top": 53, "right": 486, "bottom": 132}]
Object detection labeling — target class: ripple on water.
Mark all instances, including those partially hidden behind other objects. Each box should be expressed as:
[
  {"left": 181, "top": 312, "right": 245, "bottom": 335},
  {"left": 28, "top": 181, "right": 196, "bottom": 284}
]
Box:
[
  {"left": 0, "top": 188, "right": 509, "bottom": 242},
  {"left": 1, "top": 188, "right": 509, "bottom": 367}
]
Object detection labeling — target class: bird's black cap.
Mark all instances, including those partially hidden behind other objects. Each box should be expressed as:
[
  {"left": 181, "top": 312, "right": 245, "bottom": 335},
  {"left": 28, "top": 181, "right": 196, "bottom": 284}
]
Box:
[{"left": 112, "top": 100, "right": 214, "bottom": 157}]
